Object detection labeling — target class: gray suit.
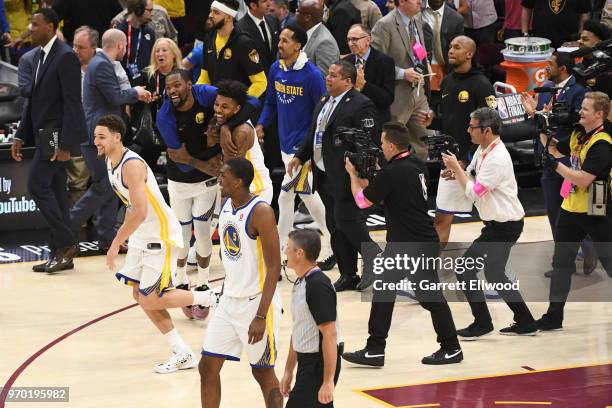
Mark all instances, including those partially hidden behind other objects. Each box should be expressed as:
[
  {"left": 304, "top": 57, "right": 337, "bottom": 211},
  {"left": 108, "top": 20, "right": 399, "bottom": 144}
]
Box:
[
  {"left": 70, "top": 50, "right": 139, "bottom": 250},
  {"left": 303, "top": 23, "right": 340, "bottom": 75},
  {"left": 372, "top": 9, "right": 432, "bottom": 159}
]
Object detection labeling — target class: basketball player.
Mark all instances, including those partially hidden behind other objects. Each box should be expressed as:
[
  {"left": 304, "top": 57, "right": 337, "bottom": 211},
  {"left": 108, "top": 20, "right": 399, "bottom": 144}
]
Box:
[
  {"left": 210, "top": 80, "right": 274, "bottom": 204},
  {"left": 199, "top": 157, "right": 283, "bottom": 408},
  {"left": 97, "top": 115, "right": 217, "bottom": 374}
]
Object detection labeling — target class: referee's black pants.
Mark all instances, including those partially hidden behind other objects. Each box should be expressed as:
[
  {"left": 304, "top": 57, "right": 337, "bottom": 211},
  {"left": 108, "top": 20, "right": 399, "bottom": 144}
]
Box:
[
  {"left": 317, "top": 172, "right": 376, "bottom": 277},
  {"left": 547, "top": 209, "right": 612, "bottom": 323},
  {"left": 366, "top": 243, "right": 460, "bottom": 353},
  {"left": 456, "top": 219, "right": 535, "bottom": 327},
  {"left": 286, "top": 347, "right": 342, "bottom": 408}
]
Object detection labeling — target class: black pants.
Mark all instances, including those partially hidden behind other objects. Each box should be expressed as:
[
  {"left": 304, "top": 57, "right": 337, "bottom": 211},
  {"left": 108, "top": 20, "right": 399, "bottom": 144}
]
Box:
[
  {"left": 27, "top": 148, "right": 76, "bottom": 252},
  {"left": 317, "top": 172, "right": 375, "bottom": 277},
  {"left": 456, "top": 219, "right": 535, "bottom": 327},
  {"left": 286, "top": 348, "right": 342, "bottom": 408},
  {"left": 465, "top": 22, "right": 497, "bottom": 46},
  {"left": 547, "top": 209, "right": 612, "bottom": 323},
  {"left": 366, "top": 243, "right": 460, "bottom": 352}
]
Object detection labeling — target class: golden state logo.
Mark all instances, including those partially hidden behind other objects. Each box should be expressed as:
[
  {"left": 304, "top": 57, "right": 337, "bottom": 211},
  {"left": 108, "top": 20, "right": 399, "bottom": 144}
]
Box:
[
  {"left": 275, "top": 80, "right": 303, "bottom": 105},
  {"left": 223, "top": 223, "right": 241, "bottom": 259}
]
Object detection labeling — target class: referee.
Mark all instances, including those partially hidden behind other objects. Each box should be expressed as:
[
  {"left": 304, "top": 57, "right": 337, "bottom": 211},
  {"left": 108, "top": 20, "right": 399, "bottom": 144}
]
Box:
[{"left": 281, "top": 229, "right": 341, "bottom": 407}]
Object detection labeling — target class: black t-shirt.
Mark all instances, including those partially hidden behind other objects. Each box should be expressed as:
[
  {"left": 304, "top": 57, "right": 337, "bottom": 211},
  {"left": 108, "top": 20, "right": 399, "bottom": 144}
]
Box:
[
  {"left": 305, "top": 272, "right": 337, "bottom": 326},
  {"left": 557, "top": 129, "right": 612, "bottom": 181},
  {"left": 117, "top": 21, "right": 156, "bottom": 85},
  {"left": 166, "top": 101, "right": 220, "bottom": 183},
  {"left": 521, "top": 0, "right": 591, "bottom": 48},
  {"left": 364, "top": 153, "right": 439, "bottom": 243}
]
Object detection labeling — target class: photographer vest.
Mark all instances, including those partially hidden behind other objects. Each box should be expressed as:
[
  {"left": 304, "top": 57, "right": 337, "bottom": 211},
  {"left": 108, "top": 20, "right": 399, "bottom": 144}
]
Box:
[{"left": 562, "top": 130, "right": 612, "bottom": 213}]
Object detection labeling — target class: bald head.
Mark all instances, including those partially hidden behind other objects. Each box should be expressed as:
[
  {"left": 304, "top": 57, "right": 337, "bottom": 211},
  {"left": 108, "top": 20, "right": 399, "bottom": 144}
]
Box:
[
  {"left": 447, "top": 35, "right": 476, "bottom": 71},
  {"left": 102, "top": 28, "right": 127, "bottom": 49},
  {"left": 455, "top": 35, "right": 476, "bottom": 54}
]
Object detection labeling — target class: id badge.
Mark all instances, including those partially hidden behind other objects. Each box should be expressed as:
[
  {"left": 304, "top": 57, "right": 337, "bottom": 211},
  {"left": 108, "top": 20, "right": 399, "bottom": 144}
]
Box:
[
  {"left": 315, "top": 131, "right": 323, "bottom": 148},
  {"left": 569, "top": 155, "right": 580, "bottom": 194},
  {"left": 127, "top": 63, "right": 141, "bottom": 79}
]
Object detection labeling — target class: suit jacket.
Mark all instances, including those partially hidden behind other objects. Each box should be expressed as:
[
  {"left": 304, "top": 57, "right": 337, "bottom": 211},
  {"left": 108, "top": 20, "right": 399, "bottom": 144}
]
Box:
[
  {"left": 280, "top": 12, "right": 297, "bottom": 29},
  {"left": 372, "top": 9, "right": 431, "bottom": 122},
  {"left": 536, "top": 76, "right": 586, "bottom": 143},
  {"left": 421, "top": 4, "right": 463, "bottom": 66},
  {"left": 327, "top": 0, "right": 361, "bottom": 55},
  {"left": 343, "top": 47, "right": 395, "bottom": 128},
  {"left": 84, "top": 51, "right": 139, "bottom": 143},
  {"left": 237, "top": 14, "right": 280, "bottom": 75},
  {"left": 303, "top": 23, "right": 340, "bottom": 75},
  {"left": 16, "top": 39, "right": 86, "bottom": 155},
  {"left": 296, "top": 88, "right": 379, "bottom": 200},
  {"left": 17, "top": 48, "right": 37, "bottom": 98}
]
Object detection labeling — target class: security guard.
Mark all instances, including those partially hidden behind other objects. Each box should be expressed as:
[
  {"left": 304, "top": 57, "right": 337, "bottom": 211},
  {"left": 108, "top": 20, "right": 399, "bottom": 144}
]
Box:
[
  {"left": 196, "top": 0, "right": 267, "bottom": 99},
  {"left": 537, "top": 91, "right": 612, "bottom": 331}
]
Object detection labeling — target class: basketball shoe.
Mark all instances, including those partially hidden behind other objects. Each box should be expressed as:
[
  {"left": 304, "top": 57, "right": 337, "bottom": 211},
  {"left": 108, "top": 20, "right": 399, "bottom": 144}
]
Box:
[{"left": 154, "top": 348, "right": 197, "bottom": 374}]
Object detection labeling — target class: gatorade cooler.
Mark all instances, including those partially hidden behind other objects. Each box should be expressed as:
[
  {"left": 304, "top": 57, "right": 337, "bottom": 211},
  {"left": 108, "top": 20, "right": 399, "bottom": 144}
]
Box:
[{"left": 501, "top": 37, "right": 552, "bottom": 93}]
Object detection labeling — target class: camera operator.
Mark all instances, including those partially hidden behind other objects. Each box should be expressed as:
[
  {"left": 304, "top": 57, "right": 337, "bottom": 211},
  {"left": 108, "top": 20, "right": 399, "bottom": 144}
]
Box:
[
  {"left": 537, "top": 91, "right": 612, "bottom": 331},
  {"left": 520, "top": 51, "right": 596, "bottom": 277},
  {"left": 577, "top": 20, "right": 612, "bottom": 102},
  {"left": 341, "top": 122, "right": 462, "bottom": 367},
  {"left": 287, "top": 60, "right": 379, "bottom": 292}
]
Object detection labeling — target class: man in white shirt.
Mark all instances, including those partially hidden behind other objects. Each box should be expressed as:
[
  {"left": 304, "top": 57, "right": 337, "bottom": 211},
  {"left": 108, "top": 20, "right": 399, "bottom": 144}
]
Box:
[{"left": 442, "top": 107, "right": 538, "bottom": 339}]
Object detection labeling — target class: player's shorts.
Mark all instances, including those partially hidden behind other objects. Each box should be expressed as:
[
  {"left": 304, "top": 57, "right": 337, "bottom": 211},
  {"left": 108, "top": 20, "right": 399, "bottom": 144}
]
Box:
[
  {"left": 280, "top": 152, "right": 312, "bottom": 195},
  {"left": 202, "top": 292, "right": 282, "bottom": 367},
  {"left": 168, "top": 178, "right": 219, "bottom": 224},
  {"left": 115, "top": 242, "right": 179, "bottom": 296},
  {"left": 435, "top": 172, "right": 473, "bottom": 214}
]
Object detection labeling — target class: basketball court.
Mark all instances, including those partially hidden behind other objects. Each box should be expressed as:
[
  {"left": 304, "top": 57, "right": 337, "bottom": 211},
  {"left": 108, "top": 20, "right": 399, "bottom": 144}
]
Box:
[{"left": 1, "top": 216, "right": 611, "bottom": 407}]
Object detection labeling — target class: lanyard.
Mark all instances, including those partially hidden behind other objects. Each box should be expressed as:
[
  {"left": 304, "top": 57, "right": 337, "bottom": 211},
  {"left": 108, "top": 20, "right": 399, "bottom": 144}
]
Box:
[
  {"left": 294, "top": 267, "right": 322, "bottom": 285},
  {"left": 572, "top": 125, "right": 605, "bottom": 168},
  {"left": 127, "top": 23, "right": 142, "bottom": 64},
  {"left": 477, "top": 138, "right": 501, "bottom": 173},
  {"left": 156, "top": 73, "right": 161, "bottom": 96},
  {"left": 391, "top": 151, "right": 411, "bottom": 162}
]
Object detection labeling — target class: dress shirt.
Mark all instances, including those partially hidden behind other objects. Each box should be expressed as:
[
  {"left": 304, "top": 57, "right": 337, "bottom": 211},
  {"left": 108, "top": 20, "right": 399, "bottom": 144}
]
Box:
[{"left": 313, "top": 87, "right": 351, "bottom": 171}]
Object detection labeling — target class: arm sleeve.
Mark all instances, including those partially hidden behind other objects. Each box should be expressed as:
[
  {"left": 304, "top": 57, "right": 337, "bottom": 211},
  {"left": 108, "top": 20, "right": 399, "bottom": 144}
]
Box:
[
  {"left": 196, "top": 69, "right": 211, "bottom": 85},
  {"left": 94, "top": 61, "right": 139, "bottom": 106},
  {"left": 155, "top": 98, "right": 193, "bottom": 172},
  {"left": 316, "top": 39, "right": 340, "bottom": 76},
  {"left": 247, "top": 71, "right": 267, "bottom": 98},
  {"left": 465, "top": 160, "right": 505, "bottom": 201},
  {"left": 187, "top": 44, "right": 203, "bottom": 65},
  {"left": 305, "top": 277, "right": 337, "bottom": 325},
  {"left": 257, "top": 65, "right": 278, "bottom": 128},
  {"left": 557, "top": 138, "right": 571, "bottom": 156},
  {"left": 362, "top": 57, "right": 395, "bottom": 109},
  {"left": 363, "top": 169, "right": 393, "bottom": 204},
  {"left": 581, "top": 140, "right": 611, "bottom": 176}
]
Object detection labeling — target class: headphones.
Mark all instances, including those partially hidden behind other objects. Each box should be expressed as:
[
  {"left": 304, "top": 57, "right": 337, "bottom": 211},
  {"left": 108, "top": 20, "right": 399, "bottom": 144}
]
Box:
[{"left": 133, "top": 0, "right": 146, "bottom": 17}]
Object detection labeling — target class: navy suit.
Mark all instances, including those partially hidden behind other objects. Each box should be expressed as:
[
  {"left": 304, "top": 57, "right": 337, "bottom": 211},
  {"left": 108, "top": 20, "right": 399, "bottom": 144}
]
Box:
[
  {"left": 16, "top": 38, "right": 87, "bottom": 252},
  {"left": 70, "top": 51, "right": 139, "bottom": 249}
]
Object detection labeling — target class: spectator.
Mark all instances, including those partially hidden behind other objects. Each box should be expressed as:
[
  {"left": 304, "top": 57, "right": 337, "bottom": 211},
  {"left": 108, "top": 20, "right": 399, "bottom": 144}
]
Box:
[
  {"left": 117, "top": 0, "right": 157, "bottom": 86},
  {"left": 458, "top": 0, "right": 497, "bottom": 46},
  {"left": 521, "top": 0, "right": 591, "bottom": 49},
  {"left": 350, "top": 0, "right": 382, "bottom": 30},
  {"left": 577, "top": 20, "right": 612, "bottom": 99},
  {"left": 602, "top": 0, "right": 612, "bottom": 29},
  {"left": 112, "top": 4, "right": 178, "bottom": 43},
  {"left": 52, "top": 0, "right": 123, "bottom": 44},
  {"left": 270, "top": 0, "right": 297, "bottom": 29},
  {"left": 324, "top": 0, "right": 361, "bottom": 55},
  {"left": 238, "top": 0, "right": 281, "bottom": 75},
  {"left": 153, "top": 0, "right": 188, "bottom": 45},
  {"left": 297, "top": 0, "right": 340, "bottom": 75},
  {"left": 498, "top": 0, "right": 524, "bottom": 40}
]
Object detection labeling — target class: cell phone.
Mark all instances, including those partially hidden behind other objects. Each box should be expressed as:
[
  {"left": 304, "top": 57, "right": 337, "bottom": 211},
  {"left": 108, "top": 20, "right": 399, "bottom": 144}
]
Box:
[{"left": 147, "top": 243, "right": 162, "bottom": 250}]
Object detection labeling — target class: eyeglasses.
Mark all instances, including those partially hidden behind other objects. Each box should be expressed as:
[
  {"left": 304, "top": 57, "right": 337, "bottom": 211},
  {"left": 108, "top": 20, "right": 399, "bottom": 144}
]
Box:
[
  {"left": 347, "top": 35, "right": 369, "bottom": 43},
  {"left": 468, "top": 125, "right": 486, "bottom": 131}
]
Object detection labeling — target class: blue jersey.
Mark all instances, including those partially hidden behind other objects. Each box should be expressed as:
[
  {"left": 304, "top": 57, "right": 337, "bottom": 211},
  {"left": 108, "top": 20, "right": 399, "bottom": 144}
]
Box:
[
  {"left": 258, "top": 54, "right": 326, "bottom": 154},
  {"left": 186, "top": 44, "right": 203, "bottom": 83}
]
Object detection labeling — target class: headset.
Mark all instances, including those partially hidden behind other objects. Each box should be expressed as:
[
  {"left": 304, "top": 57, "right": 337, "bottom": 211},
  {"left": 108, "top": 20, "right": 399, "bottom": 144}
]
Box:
[{"left": 132, "top": 0, "right": 146, "bottom": 17}]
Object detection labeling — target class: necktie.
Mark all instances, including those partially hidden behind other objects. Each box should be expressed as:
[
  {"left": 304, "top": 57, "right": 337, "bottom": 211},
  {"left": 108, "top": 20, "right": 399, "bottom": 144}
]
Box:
[
  {"left": 357, "top": 57, "right": 365, "bottom": 69},
  {"left": 433, "top": 11, "right": 445, "bottom": 66},
  {"left": 259, "top": 21, "right": 270, "bottom": 51},
  {"left": 409, "top": 19, "right": 417, "bottom": 47},
  {"left": 35, "top": 49, "right": 45, "bottom": 85},
  {"left": 313, "top": 97, "right": 335, "bottom": 167}
]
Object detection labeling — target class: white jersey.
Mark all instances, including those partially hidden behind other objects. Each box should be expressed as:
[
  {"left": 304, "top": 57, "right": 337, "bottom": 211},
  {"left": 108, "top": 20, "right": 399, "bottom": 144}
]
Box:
[
  {"left": 107, "top": 149, "right": 183, "bottom": 250},
  {"left": 219, "top": 195, "right": 269, "bottom": 298},
  {"left": 244, "top": 121, "right": 273, "bottom": 198}
]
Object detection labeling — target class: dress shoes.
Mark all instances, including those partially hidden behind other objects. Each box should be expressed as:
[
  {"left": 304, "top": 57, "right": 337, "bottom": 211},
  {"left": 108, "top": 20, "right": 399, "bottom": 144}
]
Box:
[{"left": 333, "top": 275, "right": 360, "bottom": 292}]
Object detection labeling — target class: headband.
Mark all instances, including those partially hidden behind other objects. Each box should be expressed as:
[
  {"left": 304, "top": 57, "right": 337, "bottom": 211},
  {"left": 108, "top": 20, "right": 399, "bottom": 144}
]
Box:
[{"left": 211, "top": 1, "right": 238, "bottom": 18}]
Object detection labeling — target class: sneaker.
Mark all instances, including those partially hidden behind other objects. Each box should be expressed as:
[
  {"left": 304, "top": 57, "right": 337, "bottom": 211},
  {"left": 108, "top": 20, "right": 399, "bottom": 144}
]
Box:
[
  {"left": 317, "top": 254, "right": 337, "bottom": 271},
  {"left": 176, "top": 284, "right": 194, "bottom": 319},
  {"left": 457, "top": 322, "right": 494, "bottom": 340},
  {"left": 341, "top": 348, "right": 384, "bottom": 367},
  {"left": 421, "top": 348, "right": 463, "bottom": 365},
  {"left": 535, "top": 315, "right": 563, "bottom": 331},
  {"left": 499, "top": 322, "right": 538, "bottom": 336},
  {"left": 154, "top": 349, "right": 197, "bottom": 374}
]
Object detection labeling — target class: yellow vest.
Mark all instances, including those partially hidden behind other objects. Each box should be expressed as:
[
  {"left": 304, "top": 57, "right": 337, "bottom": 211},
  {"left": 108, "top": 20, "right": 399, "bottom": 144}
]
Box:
[
  {"left": 154, "top": 0, "right": 185, "bottom": 18},
  {"left": 561, "top": 129, "right": 612, "bottom": 213}
]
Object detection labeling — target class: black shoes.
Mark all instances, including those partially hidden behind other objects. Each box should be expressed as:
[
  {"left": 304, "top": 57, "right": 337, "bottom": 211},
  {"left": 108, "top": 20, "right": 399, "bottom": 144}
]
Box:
[
  {"left": 34, "top": 245, "right": 78, "bottom": 274},
  {"left": 333, "top": 275, "right": 360, "bottom": 292},
  {"left": 421, "top": 348, "right": 463, "bottom": 365},
  {"left": 317, "top": 254, "right": 337, "bottom": 271},
  {"left": 356, "top": 273, "right": 375, "bottom": 291},
  {"left": 536, "top": 315, "right": 563, "bottom": 331},
  {"left": 457, "top": 322, "right": 494, "bottom": 340},
  {"left": 499, "top": 322, "right": 538, "bottom": 336},
  {"left": 342, "top": 348, "right": 385, "bottom": 367}
]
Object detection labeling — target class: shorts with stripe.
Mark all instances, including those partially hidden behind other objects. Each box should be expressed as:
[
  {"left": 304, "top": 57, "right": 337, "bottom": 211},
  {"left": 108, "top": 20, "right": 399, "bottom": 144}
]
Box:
[
  {"left": 280, "top": 152, "right": 312, "bottom": 195},
  {"left": 115, "top": 243, "right": 179, "bottom": 296},
  {"left": 202, "top": 292, "right": 282, "bottom": 367},
  {"left": 435, "top": 171, "right": 474, "bottom": 214}
]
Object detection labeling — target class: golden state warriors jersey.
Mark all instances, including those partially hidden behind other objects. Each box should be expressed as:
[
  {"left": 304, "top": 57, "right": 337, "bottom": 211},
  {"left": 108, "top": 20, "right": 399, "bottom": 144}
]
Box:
[
  {"left": 106, "top": 149, "right": 183, "bottom": 250},
  {"left": 219, "top": 195, "right": 269, "bottom": 298},
  {"left": 244, "top": 121, "right": 273, "bottom": 198}
]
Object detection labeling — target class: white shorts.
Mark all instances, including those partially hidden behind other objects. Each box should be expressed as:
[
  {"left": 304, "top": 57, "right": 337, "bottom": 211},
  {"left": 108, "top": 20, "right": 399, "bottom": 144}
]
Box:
[
  {"left": 280, "top": 152, "right": 313, "bottom": 195},
  {"left": 202, "top": 292, "right": 282, "bottom": 367},
  {"left": 115, "top": 243, "right": 179, "bottom": 296},
  {"left": 435, "top": 172, "right": 473, "bottom": 214},
  {"left": 168, "top": 178, "right": 219, "bottom": 223}
]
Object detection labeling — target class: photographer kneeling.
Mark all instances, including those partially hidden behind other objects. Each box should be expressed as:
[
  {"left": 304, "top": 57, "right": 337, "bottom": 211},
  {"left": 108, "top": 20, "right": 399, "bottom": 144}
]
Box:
[
  {"left": 537, "top": 91, "right": 612, "bottom": 331},
  {"left": 341, "top": 122, "right": 462, "bottom": 367}
]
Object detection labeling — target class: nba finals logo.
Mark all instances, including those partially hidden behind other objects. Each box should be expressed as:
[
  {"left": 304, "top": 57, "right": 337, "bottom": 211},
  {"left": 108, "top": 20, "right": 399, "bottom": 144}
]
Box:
[{"left": 223, "top": 222, "right": 242, "bottom": 260}]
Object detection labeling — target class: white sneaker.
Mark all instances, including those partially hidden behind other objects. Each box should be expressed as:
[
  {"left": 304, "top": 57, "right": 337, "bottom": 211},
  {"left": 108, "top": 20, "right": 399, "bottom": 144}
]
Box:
[{"left": 154, "top": 349, "right": 197, "bottom": 374}]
